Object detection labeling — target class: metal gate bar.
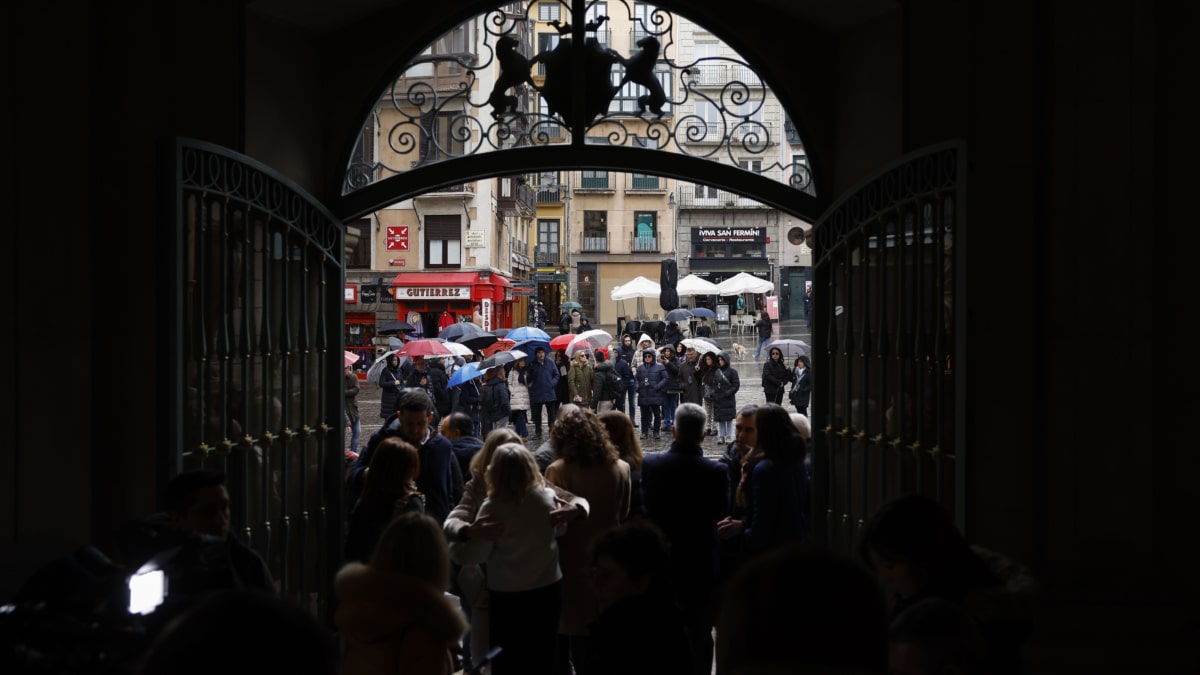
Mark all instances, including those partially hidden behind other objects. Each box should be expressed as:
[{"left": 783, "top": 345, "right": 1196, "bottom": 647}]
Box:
[
  {"left": 164, "top": 139, "right": 345, "bottom": 620},
  {"left": 811, "top": 142, "right": 967, "bottom": 554}
]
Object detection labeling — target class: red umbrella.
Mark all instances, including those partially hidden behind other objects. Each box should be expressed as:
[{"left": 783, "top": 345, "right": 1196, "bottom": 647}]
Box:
[
  {"left": 480, "top": 338, "right": 517, "bottom": 357},
  {"left": 549, "top": 334, "right": 577, "bottom": 351},
  {"left": 396, "top": 338, "right": 453, "bottom": 358}
]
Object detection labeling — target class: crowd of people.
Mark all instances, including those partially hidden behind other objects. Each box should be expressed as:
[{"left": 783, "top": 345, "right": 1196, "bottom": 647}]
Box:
[{"left": 10, "top": 321, "right": 1028, "bottom": 675}]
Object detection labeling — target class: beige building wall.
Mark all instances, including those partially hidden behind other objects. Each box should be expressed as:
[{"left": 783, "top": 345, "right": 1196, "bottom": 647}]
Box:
[{"left": 595, "top": 261, "right": 664, "bottom": 325}]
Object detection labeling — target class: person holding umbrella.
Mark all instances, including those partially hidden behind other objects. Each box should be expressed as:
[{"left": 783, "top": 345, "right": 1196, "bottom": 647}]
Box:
[
  {"left": 789, "top": 355, "right": 813, "bottom": 417},
  {"left": 663, "top": 321, "right": 683, "bottom": 347},
  {"left": 509, "top": 356, "right": 532, "bottom": 441},
  {"left": 345, "top": 364, "right": 361, "bottom": 459}
]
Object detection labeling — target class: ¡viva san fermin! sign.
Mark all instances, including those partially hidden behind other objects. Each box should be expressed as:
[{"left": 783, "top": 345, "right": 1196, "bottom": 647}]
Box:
[
  {"left": 693, "top": 227, "right": 766, "bottom": 242},
  {"left": 394, "top": 286, "right": 470, "bottom": 300}
]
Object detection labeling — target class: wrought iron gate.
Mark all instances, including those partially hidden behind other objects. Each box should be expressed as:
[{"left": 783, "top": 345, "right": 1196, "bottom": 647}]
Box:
[
  {"left": 162, "top": 139, "right": 346, "bottom": 617},
  {"left": 809, "top": 141, "right": 968, "bottom": 554}
]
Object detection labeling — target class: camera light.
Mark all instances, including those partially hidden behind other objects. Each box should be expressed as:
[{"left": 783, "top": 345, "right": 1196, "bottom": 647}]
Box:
[{"left": 128, "top": 569, "right": 166, "bottom": 615}]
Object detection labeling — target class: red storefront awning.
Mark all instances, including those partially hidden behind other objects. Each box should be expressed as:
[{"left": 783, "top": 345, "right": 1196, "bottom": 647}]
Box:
[{"left": 391, "top": 271, "right": 510, "bottom": 303}]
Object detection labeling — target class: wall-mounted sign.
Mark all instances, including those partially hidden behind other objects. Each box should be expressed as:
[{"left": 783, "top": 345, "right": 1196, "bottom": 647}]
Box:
[
  {"left": 388, "top": 258, "right": 407, "bottom": 266},
  {"left": 692, "top": 227, "right": 766, "bottom": 243},
  {"left": 386, "top": 226, "right": 410, "bottom": 251},
  {"left": 360, "top": 285, "right": 378, "bottom": 303},
  {"left": 394, "top": 286, "right": 470, "bottom": 300},
  {"left": 464, "top": 229, "right": 485, "bottom": 248},
  {"left": 533, "top": 273, "right": 567, "bottom": 283},
  {"left": 480, "top": 298, "right": 493, "bottom": 332},
  {"left": 344, "top": 285, "right": 358, "bottom": 303}
]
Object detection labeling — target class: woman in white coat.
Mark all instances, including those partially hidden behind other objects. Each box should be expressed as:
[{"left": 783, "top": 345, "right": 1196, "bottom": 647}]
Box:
[{"left": 508, "top": 357, "right": 531, "bottom": 440}]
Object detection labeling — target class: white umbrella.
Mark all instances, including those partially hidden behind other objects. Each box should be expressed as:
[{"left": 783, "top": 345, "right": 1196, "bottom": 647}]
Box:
[
  {"left": 610, "top": 276, "right": 661, "bottom": 301},
  {"left": 440, "top": 341, "right": 474, "bottom": 357},
  {"left": 716, "top": 272, "right": 774, "bottom": 295},
  {"left": 566, "top": 328, "right": 615, "bottom": 356},
  {"left": 677, "top": 274, "right": 720, "bottom": 297}
]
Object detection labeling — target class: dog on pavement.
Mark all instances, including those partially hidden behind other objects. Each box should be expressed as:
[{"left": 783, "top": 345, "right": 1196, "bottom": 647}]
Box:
[{"left": 730, "top": 343, "right": 747, "bottom": 361}]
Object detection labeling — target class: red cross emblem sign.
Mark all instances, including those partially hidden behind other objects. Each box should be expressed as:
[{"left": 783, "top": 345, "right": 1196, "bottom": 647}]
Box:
[{"left": 386, "top": 226, "right": 410, "bottom": 251}]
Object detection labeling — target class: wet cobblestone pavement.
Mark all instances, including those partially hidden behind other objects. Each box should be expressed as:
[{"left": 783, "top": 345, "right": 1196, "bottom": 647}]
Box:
[{"left": 352, "top": 322, "right": 811, "bottom": 460}]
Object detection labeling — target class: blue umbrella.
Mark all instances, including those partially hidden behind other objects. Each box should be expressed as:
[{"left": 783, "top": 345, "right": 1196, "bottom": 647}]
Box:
[
  {"left": 690, "top": 307, "right": 717, "bottom": 319},
  {"left": 448, "top": 361, "right": 488, "bottom": 387},
  {"left": 507, "top": 326, "right": 552, "bottom": 342},
  {"left": 514, "top": 339, "right": 551, "bottom": 356}
]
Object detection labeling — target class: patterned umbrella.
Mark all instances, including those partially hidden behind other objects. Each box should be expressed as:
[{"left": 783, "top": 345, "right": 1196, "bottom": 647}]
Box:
[{"left": 480, "top": 338, "right": 517, "bottom": 357}]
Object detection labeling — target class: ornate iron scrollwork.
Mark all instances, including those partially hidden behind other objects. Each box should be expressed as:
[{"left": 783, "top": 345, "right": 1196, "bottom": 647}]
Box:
[{"left": 343, "top": 1, "right": 813, "bottom": 196}]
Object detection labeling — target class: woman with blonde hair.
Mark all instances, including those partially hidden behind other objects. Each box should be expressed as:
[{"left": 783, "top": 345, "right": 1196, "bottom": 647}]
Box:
[
  {"left": 453, "top": 443, "right": 568, "bottom": 675},
  {"left": 445, "top": 429, "right": 589, "bottom": 670},
  {"left": 344, "top": 437, "right": 424, "bottom": 563},
  {"left": 545, "top": 408, "right": 632, "bottom": 674},
  {"left": 598, "top": 410, "right": 645, "bottom": 521},
  {"left": 336, "top": 511, "right": 467, "bottom": 675},
  {"left": 567, "top": 350, "right": 594, "bottom": 409}
]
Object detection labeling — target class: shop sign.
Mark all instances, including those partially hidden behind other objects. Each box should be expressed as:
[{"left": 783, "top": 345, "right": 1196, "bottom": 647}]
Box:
[
  {"left": 533, "top": 273, "right": 567, "bottom": 283},
  {"left": 692, "top": 226, "right": 766, "bottom": 243},
  {"left": 386, "top": 226, "right": 409, "bottom": 251},
  {"left": 394, "top": 286, "right": 470, "bottom": 300},
  {"left": 388, "top": 258, "right": 407, "bottom": 266},
  {"left": 381, "top": 287, "right": 396, "bottom": 303},
  {"left": 344, "top": 285, "right": 358, "bottom": 303},
  {"left": 480, "top": 298, "right": 493, "bottom": 332},
  {"left": 360, "top": 285, "right": 378, "bottom": 303}
]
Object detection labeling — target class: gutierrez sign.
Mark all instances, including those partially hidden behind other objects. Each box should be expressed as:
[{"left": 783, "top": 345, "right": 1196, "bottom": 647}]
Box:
[{"left": 394, "top": 286, "right": 470, "bottom": 300}]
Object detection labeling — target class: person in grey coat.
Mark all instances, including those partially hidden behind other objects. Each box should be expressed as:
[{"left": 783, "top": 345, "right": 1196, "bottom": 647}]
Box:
[{"left": 636, "top": 348, "right": 668, "bottom": 440}]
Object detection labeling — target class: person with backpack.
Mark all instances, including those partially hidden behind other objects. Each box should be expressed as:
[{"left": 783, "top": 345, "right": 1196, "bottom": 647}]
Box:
[
  {"left": 479, "top": 366, "right": 511, "bottom": 436},
  {"left": 591, "top": 348, "right": 622, "bottom": 413}
]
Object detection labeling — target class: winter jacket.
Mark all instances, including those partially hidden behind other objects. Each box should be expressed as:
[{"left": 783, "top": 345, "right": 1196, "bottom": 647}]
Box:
[
  {"left": 378, "top": 363, "right": 405, "bottom": 419},
  {"left": 761, "top": 357, "right": 794, "bottom": 396},
  {"left": 525, "top": 356, "right": 560, "bottom": 404},
  {"left": 635, "top": 350, "right": 668, "bottom": 406},
  {"left": 592, "top": 360, "right": 619, "bottom": 403},
  {"left": 457, "top": 378, "right": 481, "bottom": 406},
  {"left": 568, "top": 360, "right": 595, "bottom": 408},
  {"left": 680, "top": 356, "right": 704, "bottom": 404},
  {"left": 790, "top": 356, "right": 813, "bottom": 411},
  {"left": 661, "top": 349, "right": 682, "bottom": 393},
  {"left": 614, "top": 354, "right": 637, "bottom": 395},
  {"left": 335, "top": 562, "right": 467, "bottom": 675},
  {"left": 742, "top": 457, "right": 809, "bottom": 555},
  {"left": 663, "top": 323, "right": 683, "bottom": 347},
  {"left": 406, "top": 363, "right": 450, "bottom": 418},
  {"left": 508, "top": 365, "right": 530, "bottom": 412},
  {"left": 755, "top": 316, "right": 773, "bottom": 340},
  {"left": 712, "top": 352, "right": 741, "bottom": 422},
  {"left": 480, "top": 376, "right": 511, "bottom": 424},
  {"left": 450, "top": 435, "right": 484, "bottom": 483}
]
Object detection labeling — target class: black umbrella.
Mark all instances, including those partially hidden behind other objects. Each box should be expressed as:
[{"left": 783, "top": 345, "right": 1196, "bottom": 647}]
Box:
[
  {"left": 459, "top": 334, "right": 500, "bottom": 352},
  {"left": 439, "top": 322, "right": 487, "bottom": 342},
  {"left": 664, "top": 308, "right": 693, "bottom": 322},
  {"left": 479, "top": 350, "right": 522, "bottom": 371},
  {"left": 378, "top": 320, "right": 416, "bottom": 335}
]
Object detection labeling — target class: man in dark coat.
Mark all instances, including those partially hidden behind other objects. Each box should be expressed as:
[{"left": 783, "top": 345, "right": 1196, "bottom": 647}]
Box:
[
  {"left": 679, "top": 347, "right": 703, "bottom": 405},
  {"left": 348, "top": 389, "right": 464, "bottom": 526},
  {"left": 526, "top": 346, "right": 560, "bottom": 438},
  {"left": 712, "top": 351, "right": 742, "bottom": 444},
  {"left": 441, "top": 411, "right": 483, "bottom": 482},
  {"left": 660, "top": 346, "right": 682, "bottom": 432},
  {"left": 613, "top": 347, "right": 638, "bottom": 424},
  {"left": 479, "top": 366, "right": 511, "bottom": 436},
  {"left": 753, "top": 311, "right": 773, "bottom": 359},
  {"left": 405, "top": 355, "right": 450, "bottom": 420},
  {"left": 663, "top": 321, "right": 683, "bottom": 347},
  {"left": 640, "top": 403, "right": 728, "bottom": 675},
  {"left": 636, "top": 348, "right": 668, "bottom": 440}
]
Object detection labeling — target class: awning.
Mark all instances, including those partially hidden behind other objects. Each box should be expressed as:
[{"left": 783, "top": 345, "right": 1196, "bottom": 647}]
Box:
[{"left": 390, "top": 271, "right": 511, "bottom": 303}]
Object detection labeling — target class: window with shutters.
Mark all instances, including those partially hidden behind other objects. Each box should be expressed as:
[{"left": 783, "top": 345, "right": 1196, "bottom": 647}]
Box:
[{"left": 425, "top": 215, "right": 462, "bottom": 269}]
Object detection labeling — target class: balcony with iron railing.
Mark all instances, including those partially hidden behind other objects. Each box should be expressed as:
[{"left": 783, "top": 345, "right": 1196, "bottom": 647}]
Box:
[
  {"left": 576, "top": 172, "right": 613, "bottom": 191},
  {"left": 535, "top": 245, "right": 560, "bottom": 265},
  {"left": 631, "top": 234, "right": 658, "bottom": 252},
  {"left": 498, "top": 176, "right": 537, "bottom": 215},
  {"left": 582, "top": 234, "right": 609, "bottom": 252},
  {"left": 676, "top": 187, "right": 769, "bottom": 209},
  {"left": 627, "top": 173, "right": 664, "bottom": 192},
  {"left": 686, "top": 63, "right": 763, "bottom": 88},
  {"left": 512, "top": 239, "right": 529, "bottom": 257},
  {"left": 536, "top": 188, "right": 565, "bottom": 204}
]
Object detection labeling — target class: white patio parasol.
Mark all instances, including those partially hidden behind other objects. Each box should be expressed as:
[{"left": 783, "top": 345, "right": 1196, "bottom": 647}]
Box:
[
  {"left": 716, "top": 272, "right": 774, "bottom": 295},
  {"left": 610, "top": 275, "right": 662, "bottom": 300},
  {"left": 677, "top": 274, "right": 720, "bottom": 297}
]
